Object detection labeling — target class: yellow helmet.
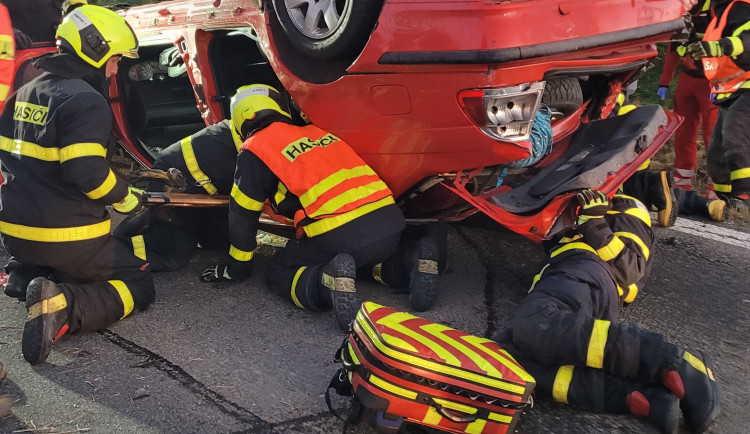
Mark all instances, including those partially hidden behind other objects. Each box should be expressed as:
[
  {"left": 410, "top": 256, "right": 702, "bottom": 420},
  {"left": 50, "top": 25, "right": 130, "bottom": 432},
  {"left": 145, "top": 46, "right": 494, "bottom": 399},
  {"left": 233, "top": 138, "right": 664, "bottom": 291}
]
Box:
[
  {"left": 230, "top": 84, "right": 292, "bottom": 140},
  {"left": 55, "top": 5, "right": 138, "bottom": 69}
]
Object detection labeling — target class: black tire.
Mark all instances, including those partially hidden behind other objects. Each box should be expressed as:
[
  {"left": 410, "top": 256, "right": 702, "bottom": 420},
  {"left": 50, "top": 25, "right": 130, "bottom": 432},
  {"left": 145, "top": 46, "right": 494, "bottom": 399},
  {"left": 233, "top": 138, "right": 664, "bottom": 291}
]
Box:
[
  {"left": 271, "top": 0, "right": 384, "bottom": 60},
  {"left": 542, "top": 77, "right": 583, "bottom": 116}
]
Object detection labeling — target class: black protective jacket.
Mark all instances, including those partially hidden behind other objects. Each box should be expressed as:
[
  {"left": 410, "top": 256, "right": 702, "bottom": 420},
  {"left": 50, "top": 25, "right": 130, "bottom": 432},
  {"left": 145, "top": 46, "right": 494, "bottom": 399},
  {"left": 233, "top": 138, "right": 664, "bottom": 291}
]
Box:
[
  {"left": 152, "top": 120, "right": 238, "bottom": 195},
  {"left": 0, "top": 53, "right": 129, "bottom": 237}
]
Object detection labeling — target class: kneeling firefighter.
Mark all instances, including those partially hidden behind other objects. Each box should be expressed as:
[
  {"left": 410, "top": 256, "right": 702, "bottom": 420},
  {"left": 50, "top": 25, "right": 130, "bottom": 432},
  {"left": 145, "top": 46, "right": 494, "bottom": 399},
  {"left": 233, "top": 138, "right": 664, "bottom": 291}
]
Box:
[
  {"left": 200, "top": 84, "right": 441, "bottom": 331},
  {"left": 496, "top": 190, "right": 720, "bottom": 434},
  {"left": 0, "top": 6, "right": 154, "bottom": 365},
  {"left": 114, "top": 89, "right": 249, "bottom": 272}
]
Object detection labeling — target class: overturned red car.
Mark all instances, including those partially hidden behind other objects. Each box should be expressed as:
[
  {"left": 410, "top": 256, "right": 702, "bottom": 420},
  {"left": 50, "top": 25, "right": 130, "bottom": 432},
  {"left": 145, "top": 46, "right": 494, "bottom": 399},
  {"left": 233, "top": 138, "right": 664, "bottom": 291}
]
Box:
[{"left": 14, "top": 0, "right": 691, "bottom": 241}]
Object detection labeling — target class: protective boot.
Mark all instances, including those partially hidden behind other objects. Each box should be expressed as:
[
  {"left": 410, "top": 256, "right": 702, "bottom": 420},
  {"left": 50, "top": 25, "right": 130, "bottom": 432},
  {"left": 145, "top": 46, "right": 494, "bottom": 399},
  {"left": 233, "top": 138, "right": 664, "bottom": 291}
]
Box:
[
  {"left": 320, "top": 254, "right": 360, "bottom": 332},
  {"left": 727, "top": 193, "right": 750, "bottom": 213},
  {"left": 623, "top": 169, "right": 678, "bottom": 227},
  {"left": 407, "top": 236, "right": 440, "bottom": 312},
  {"left": 4, "top": 271, "right": 31, "bottom": 301},
  {"left": 674, "top": 188, "right": 727, "bottom": 222},
  {"left": 22, "top": 278, "right": 70, "bottom": 365},
  {"left": 626, "top": 386, "right": 680, "bottom": 434},
  {"left": 661, "top": 350, "right": 720, "bottom": 433}
]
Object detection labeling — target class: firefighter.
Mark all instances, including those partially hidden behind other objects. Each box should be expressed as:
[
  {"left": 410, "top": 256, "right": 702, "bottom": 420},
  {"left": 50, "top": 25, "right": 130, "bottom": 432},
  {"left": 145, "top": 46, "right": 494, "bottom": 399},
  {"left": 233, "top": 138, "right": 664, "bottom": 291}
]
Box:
[
  {"left": 0, "top": 5, "right": 153, "bottom": 365},
  {"left": 622, "top": 165, "right": 727, "bottom": 223},
  {"left": 0, "top": 2, "right": 13, "bottom": 117},
  {"left": 496, "top": 190, "right": 720, "bottom": 434},
  {"left": 687, "top": 0, "right": 750, "bottom": 211},
  {"left": 657, "top": 0, "right": 719, "bottom": 192},
  {"left": 114, "top": 104, "right": 243, "bottom": 272},
  {"left": 200, "top": 84, "right": 440, "bottom": 331}
]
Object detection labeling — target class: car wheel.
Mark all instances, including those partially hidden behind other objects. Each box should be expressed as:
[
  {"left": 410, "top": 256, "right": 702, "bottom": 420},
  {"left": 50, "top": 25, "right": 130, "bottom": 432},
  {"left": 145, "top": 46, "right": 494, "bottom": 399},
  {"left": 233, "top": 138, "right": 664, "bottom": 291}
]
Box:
[
  {"left": 272, "top": 0, "right": 384, "bottom": 60},
  {"left": 542, "top": 77, "right": 584, "bottom": 116}
]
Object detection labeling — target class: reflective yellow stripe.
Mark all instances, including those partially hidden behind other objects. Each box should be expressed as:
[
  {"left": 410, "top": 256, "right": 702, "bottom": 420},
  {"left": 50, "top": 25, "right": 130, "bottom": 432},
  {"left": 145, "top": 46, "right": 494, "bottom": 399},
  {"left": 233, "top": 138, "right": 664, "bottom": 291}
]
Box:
[
  {"left": 181, "top": 137, "right": 217, "bottom": 195},
  {"left": 529, "top": 263, "right": 550, "bottom": 292},
  {"left": 730, "top": 168, "right": 750, "bottom": 181},
  {"left": 701, "top": 0, "right": 710, "bottom": 12},
  {"left": 308, "top": 180, "right": 390, "bottom": 218},
  {"left": 347, "top": 343, "right": 361, "bottom": 365},
  {"left": 0, "top": 136, "right": 59, "bottom": 161},
  {"left": 0, "top": 84, "right": 9, "bottom": 102},
  {"left": 299, "top": 165, "right": 378, "bottom": 208},
  {"left": 637, "top": 159, "right": 651, "bottom": 171},
  {"left": 464, "top": 419, "right": 487, "bottom": 433},
  {"left": 274, "top": 182, "right": 287, "bottom": 205},
  {"left": 586, "top": 319, "right": 610, "bottom": 369},
  {"left": 550, "top": 241, "right": 597, "bottom": 258},
  {"left": 290, "top": 266, "right": 306, "bottom": 309},
  {"left": 27, "top": 293, "right": 67, "bottom": 321},
  {"left": 596, "top": 237, "right": 625, "bottom": 261},
  {"left": 381, "top": 333, "right": 419, "bottom": 352},
  {"left": 552, "top": 365, "right": 574, "bottom": 404},
  {"left": 460, "top": 335, "right": 537, "bottom": 383},
  {"left": 356, "top": 311, "right": 527, "bottom": 395},
  {"left": 422, "top": 408, "right": 443, "bottom": 425},
  {"left": 369, "top": 374, "right": 418, "bottom": 400},
  {"left": 609, "top": 207, "right": 651, "bottom": 227},
  {"left": 713, "top": 183, "right": 732, "bottom": 193},
  {"left": 303, "top": 196, "right": 395, "bottom": 238},
  {"left": 131, "top": 235, "right": 146, "bottom": 260},
  {"left": 728, "top": 36, "right": 745, "bottom": 57},
  {"left": 488, "top": 412, "right": 513, "bottom": 423},
  {"left": 420, "top": 322, "right": 503, "bottom": 379},
  {"left": 615, "top": 231, "right": 650, "bottom": 260},
  {"left": 371, "top": 263, "right": 387, "bottom": 286},
  {"left": 59, "top": 143, "right": 107, "bottom": 162},
  {"left": 229, "top": 245, "right": 254, "bottom": 262},
  {"left": 85, "top": 170, "right": 117, "bottom": 200},
  {"left": 623, "top": 283, "right": 639, "bottom": 303},
  {"left": 0, "top": 220, "right": 110, "bottom": 242},
  {"left": 231, "top": 184, "right": 265, "bottom": 211},
  {"left": 108, "top": 280, "right": 134, "bottom": 319},
  {"left": 683, "top": 352, "right": 709, "bottom": 376},
  {"left": 377, "top": 312, "right": 461, "bottom": 366}
]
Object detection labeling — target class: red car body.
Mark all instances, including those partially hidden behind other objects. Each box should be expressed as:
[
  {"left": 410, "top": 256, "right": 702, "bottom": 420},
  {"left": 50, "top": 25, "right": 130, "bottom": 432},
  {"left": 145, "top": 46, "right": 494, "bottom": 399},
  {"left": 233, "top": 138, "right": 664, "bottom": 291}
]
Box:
[{"left": 13, "top": 0, "right": 691, "bottom": 241}]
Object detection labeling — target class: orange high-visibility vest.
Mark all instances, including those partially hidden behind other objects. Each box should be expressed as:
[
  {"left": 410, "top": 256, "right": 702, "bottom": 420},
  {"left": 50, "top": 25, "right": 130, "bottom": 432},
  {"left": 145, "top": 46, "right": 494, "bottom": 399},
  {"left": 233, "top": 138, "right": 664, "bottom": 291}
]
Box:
[
  {"left": 703, "top": 0, "right": 750, "bottom": 94},
  {"left": 243, "top": 122, "right": 394, "bottom": 232},
  {"left": 0, "top": 4, "right": 14, "bottom": 112}
]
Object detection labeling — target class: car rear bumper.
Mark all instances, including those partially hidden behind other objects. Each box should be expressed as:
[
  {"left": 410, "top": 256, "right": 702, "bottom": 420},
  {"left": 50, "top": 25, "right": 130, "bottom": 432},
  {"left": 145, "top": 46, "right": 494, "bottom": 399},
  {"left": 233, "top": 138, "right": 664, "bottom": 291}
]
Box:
[{"left": 443, "top": 105, "right": 684, "bottom": 242}]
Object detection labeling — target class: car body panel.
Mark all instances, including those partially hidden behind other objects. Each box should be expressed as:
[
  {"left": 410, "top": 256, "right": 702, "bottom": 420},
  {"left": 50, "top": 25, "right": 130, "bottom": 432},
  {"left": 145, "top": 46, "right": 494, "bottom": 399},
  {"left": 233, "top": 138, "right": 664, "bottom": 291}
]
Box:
[{"left": 8, "top": 0, "right": 690, "bottom": 241}]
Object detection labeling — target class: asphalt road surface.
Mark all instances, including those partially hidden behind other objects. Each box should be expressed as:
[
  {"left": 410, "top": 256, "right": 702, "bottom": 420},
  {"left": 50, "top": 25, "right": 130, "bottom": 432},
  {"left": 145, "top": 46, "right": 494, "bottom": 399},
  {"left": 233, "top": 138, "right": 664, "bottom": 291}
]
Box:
[{"left": 0, "top": 213, "right": 748, "bottom": 434}]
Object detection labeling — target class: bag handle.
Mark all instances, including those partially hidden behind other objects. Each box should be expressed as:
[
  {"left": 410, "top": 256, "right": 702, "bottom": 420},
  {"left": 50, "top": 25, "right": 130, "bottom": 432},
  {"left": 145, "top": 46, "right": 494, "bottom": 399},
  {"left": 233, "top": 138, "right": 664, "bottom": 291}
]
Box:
[{"left": 429, "top": 398, "right": 478, "bottom": 424}]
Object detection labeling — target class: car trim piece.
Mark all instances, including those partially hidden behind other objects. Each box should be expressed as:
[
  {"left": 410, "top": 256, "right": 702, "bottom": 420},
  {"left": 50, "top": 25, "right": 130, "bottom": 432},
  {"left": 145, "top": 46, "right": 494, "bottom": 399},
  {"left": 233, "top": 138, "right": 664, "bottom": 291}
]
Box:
[{"left": 377, "top": 19, "right": 686, "bottom": 65}]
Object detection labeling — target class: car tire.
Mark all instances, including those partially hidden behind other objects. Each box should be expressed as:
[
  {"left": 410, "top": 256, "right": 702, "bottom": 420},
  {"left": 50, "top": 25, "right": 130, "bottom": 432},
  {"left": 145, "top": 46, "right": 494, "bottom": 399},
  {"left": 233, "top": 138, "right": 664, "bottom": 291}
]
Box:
[
  {"left": 272, "top": 0, "right": 384, "bottom": 60},
  {"left": 542, "top": 77, "right": 583, "bottom": 116}
]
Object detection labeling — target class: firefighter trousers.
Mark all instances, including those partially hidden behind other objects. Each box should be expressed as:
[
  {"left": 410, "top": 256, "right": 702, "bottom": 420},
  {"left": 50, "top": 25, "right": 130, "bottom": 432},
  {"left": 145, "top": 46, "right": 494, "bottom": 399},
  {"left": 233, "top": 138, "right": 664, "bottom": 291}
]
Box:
[
  {"left": 265, "top": 205, "right": 404, "bottom": 311},
  {"left": 708, "top": 91, "right": 750, "bottom": 196},
  {"left": 497, "top": 330, "right": 640, "bottom": 414},
  {"left": 672, "top": 73, "right": 718, "bottom": 190},
  {"left": 114, "top": 207, "right": 230, "bottom": 272},
  {"left": 509, "top": 263, "right": 668, "bottom": 388},
  {"left": 1, "top": 233, "right": 154, "bottom": 333}
]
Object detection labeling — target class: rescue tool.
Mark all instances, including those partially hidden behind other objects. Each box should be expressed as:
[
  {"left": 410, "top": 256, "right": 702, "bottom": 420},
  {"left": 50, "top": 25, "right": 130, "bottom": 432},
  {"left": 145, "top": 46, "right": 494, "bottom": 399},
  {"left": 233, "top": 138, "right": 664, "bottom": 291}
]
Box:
[{"left": 143, "top": 192, "right": 229, "bottom": 207}]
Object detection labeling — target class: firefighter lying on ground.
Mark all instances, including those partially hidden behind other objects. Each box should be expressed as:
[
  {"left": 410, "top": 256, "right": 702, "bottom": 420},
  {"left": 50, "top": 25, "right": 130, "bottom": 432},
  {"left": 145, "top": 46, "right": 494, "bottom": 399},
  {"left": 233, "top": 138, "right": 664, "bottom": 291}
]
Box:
[
  {"left": 687, "top": 0, "right": 750, "bottom": 212},
  {"left": 0, "top": 6, "right": 153, "bottom": 365},
  {"left": 495, "top": 190, "right": 720, "bottom": 434},
  {"left": 200, "top": 84, "right": 441, "bottom": 331},
  {"left": 114, "top": 88, "right": 249, "bottom": 272}
]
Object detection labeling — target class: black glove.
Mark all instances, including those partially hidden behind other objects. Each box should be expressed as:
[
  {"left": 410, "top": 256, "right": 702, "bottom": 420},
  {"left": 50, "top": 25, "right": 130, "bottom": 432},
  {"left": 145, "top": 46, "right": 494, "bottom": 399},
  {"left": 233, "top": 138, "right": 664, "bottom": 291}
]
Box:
[
  {"left": 200, "top": 264, "right": 238, "bottom": 283},
  {"left": 113, "top": 187, "right": 145, "bottom": 215},
  {"left": 576, "top": 189, "right": 610, "bottom": 225}
]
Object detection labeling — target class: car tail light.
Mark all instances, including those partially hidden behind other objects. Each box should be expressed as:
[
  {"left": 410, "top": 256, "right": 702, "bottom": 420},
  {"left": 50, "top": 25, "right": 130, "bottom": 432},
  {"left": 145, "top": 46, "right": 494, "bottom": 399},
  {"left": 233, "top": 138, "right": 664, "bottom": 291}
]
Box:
[{"left": 458, "top": 81, "right": 545, "bottom": 142}]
